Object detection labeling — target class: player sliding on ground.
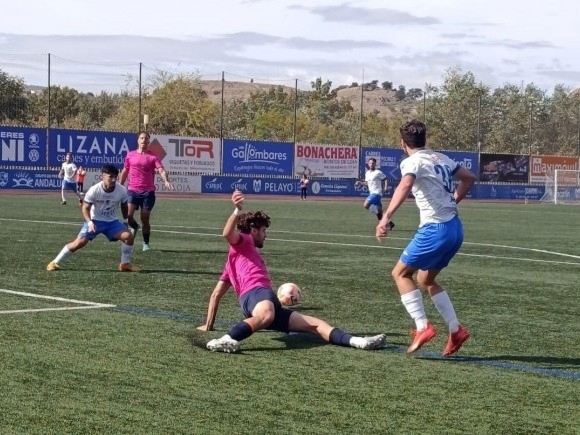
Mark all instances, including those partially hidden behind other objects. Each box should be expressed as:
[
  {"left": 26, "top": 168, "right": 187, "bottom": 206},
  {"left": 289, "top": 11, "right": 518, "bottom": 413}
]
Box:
[
  {"left": 376, "top": 119, "right": 476, "bottom": 357},
  {"left": 197, "top": 189, "right": 386, "bottom": 353}
]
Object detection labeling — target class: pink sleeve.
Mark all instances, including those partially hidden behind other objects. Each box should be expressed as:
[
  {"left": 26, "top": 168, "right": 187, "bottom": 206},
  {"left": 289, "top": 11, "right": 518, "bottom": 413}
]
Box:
[
  {"left": 219, "top": 267, "right": 230, "bottom": 283},
  {"left": 123, "top": 153, "right": 131, "bottom": 170},
  {"left": 154, "top": 155, "right": 163, "bottom": 170}
]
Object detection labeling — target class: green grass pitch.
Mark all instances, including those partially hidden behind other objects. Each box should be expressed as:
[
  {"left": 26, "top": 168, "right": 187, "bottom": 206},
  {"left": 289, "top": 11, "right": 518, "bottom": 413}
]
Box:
[{"left": 0, "top": 193, "right": 579, "bottom": 434}]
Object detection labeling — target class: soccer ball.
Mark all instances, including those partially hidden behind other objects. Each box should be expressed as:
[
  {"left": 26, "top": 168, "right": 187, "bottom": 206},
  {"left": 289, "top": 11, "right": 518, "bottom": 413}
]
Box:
[{"left": 277, "top": 283, "right": 302, "bottom": 306}]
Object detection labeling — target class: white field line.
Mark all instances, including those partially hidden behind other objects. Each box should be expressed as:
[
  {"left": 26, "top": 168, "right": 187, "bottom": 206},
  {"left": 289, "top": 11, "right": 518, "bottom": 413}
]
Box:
[
  {"left": 1, "top": 218, "right": 580, "bottom": 265},
  {"left": 0, "top": 288, "right": 116, "bottom": 315}
]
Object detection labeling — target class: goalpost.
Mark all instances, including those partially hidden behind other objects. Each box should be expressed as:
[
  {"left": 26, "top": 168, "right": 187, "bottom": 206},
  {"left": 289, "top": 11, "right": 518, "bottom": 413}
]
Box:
[{"left": 539, "top": 169, "right": 580, "bottom": 204}]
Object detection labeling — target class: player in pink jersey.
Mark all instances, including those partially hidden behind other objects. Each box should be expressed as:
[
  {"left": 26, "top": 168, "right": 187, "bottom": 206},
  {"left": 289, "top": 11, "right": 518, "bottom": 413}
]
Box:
[
  {"left": 120, "top": 131, "right": 174, "bottom": 251},
  {"left": 197, "top": 190, "right": 386, "bottom": 353}
]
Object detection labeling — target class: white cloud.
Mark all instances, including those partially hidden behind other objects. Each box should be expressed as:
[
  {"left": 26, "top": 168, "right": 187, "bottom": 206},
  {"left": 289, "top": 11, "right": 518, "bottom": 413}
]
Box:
[{"left": 0, "top": 0, "right": 578, "bottom": 93}]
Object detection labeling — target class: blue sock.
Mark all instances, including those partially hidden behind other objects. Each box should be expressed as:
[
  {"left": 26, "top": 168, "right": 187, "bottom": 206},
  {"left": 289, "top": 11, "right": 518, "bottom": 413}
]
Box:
[
  {"left": 228, "top": 322, "right": 253, "bottom": 341},
  {"left": 329, "top": 328, "right": 353, "bottom": 347}
]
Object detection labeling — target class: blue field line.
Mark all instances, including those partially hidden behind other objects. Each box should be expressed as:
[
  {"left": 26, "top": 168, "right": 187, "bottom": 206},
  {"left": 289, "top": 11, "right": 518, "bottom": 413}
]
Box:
[{"left": 115, "top": 305, "right": 580, "bottom": 381}]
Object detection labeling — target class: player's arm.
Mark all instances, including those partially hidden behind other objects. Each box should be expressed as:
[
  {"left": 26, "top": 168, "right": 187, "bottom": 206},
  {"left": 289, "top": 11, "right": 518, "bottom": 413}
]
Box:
[
  {"left": 81, "top": 200, "right": 96, "bottom": 233},
  {"left": 120, "top": 201, "right": 129, "bottom": 221},
  {"left": 354, "top": 179, "right": 368, "bottom": 186},
  {"left": 157, "top": 167, "right": 174, "bottom": 190},
  {"left": 58, "top": 166, "right": 64, "bottom": 178},
  {"left": 223, "top": 190, "right": 244, "bottom": 245},
  {"left": 453, "top": 166, "right": 476, "bottom": 203},
  {"left": 197, "top": 280, "right": 231, "bottom": 331},
  {"left": 376, "top": 175, "right": 414, "bottom": 239},
  {"left": 119, "top": 167, "right": 128, "bottom": 185}
]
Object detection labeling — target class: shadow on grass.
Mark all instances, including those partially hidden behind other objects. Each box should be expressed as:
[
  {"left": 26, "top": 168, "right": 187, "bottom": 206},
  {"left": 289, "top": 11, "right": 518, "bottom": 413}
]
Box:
[
  {"left": 417, "top": 353, "right": 580, "bottom": 370},
  {"left": 139, "top": 269, "right": 219, "bottom": 275},
  {"left": 473, "top": 355, "right": 580, "bottom": 368},
  {"left": 156, "top": 249, "right": 226, "bottom": 254}
]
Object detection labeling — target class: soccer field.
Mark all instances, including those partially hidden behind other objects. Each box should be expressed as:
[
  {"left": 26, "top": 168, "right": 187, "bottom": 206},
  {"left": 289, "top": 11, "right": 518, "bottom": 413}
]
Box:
[{"left": 0, "top": 194, "right": 579, "bottom": 434}]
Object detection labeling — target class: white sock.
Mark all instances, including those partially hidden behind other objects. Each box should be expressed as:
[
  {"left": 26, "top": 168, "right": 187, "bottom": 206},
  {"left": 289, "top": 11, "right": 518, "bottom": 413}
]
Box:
[
  {"left": 61, "top": 190, "right": 66, "bottom": 201},
  {"left": 401, "top": 289, "right": 428, "bottom": 330},
  {"left": 121, "top": 243, "right": 133, "bottom": 264},
  {"left": 368, "top": 204, "right": 378, "bottom": 215},
  {"left": 54, "top": 246, "right": 73, "bottom": 264},
  {"left": 431, "top": 291, "right": 459, "bottom": 333},
  {"left": 349, "top": 336, "right": 366, "bottom": 348}
]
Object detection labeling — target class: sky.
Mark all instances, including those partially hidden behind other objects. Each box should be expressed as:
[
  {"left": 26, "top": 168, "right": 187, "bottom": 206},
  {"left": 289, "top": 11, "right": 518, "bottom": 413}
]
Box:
[{"left": 0, "top": 0, "right": 578, "bottom": 93}]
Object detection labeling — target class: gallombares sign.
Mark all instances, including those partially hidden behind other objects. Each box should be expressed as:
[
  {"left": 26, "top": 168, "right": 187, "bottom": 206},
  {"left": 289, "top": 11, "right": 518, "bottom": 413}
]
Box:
[
  {"left": 1, "top": 126, "right": 47, "bottom": 167},
  {"left": 222, "top": 139, "right": 293, "bottom": 175},
  {"left": 295, "top": 144, "right": 359, "bottom": 178},
  {"left": 149, "top": 135, "right": 221, "bottom": 174}
]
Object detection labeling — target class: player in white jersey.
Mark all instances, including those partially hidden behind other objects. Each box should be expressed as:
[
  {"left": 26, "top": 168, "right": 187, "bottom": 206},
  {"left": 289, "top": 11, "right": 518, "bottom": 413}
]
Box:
[
  {"left": 376, "top": 119, "right": 476, "bottom": 357},
  {"left": 355, "top": 158, "right": 395, "bottom": 229},
  {"left": 59, "top": 152, "right": 84, "bottom": 206},
  {"left": 47, "top": 164, "right": 140, "bottom": 272}
]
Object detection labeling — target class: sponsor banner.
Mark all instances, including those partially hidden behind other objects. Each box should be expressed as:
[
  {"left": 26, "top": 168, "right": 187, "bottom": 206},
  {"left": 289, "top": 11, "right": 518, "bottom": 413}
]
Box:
[
  {"left": 441, "top": 150, "right": 479, "bottom": 177},
  {"left": 0, "top": 169, "right": 62, "bottom": 190},
  {"left": 82, "top": 169, "right": 202, "bottom": 193},
  {"left": 296, "top": 144, "right": 359, "bottom": 178},
  {"left": 149, "top": 135, "right": 220, "bottom": 174},
  {"left": 352, "top": 178, "right": 397, "bottom": 198},
  {"left": 310, "top": 180, "right": 356, "bottom": 196},
  {"left": 529, "top": 155, "right": 580, "bottom": 183},
  {"left": 360, "top": 147, "right": 404, "bottom": 179},
  {"left": 480, "top": 153, "right": 529, "bottom": 182},
  {"left": 202, "top": 176, "right": 300, "bottom": 195},
  {"left": 154, "top": 174, "right": 201, "bottom": 193},
  {"left": 222, "top": 139, "right": 293, "bottom": 175},
  {"left": 0, "top": 126, "right": 47, "bottom": 167},
  {"left": 48, "top": 129, "right": 137, "bottom": 168},
  {"left": 475, "top": 184, "right": 545, "bottom": 200}
]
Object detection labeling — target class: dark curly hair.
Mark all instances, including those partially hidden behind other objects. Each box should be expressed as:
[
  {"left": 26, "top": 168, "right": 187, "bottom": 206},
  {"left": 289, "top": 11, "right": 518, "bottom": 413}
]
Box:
[
  {"left": 400, "top": 119, "right": 427, "bottom": 148},
  {"left": 236, "top": 210, "right": 271, "bottom": 233}
]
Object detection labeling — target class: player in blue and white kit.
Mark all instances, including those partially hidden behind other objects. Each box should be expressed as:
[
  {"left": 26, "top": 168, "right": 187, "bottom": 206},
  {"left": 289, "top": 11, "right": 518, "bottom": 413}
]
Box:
[
  {"left": 47, "top": 164, "right": 140, "bottom": 272},
  {"left": 355, "top": 158, "right": 395, "bottom": 229},
  {"left": 59, "top": 152, "right": 84, "bottom": 206},
  {"left": 376, "top": 119, "right": 476, "bottom": 357}
]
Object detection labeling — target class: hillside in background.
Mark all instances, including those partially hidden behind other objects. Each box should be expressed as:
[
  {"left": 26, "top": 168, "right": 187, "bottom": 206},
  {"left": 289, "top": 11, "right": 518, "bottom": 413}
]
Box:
[{"left": 199, "top": 80, "right": 421, "bottom": 118}]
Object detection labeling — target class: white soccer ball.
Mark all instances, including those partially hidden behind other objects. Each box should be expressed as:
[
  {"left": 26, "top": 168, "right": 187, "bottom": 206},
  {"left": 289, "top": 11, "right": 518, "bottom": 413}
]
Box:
[{"left": 277, "top": 283, "right": 303, "bottom": 306}]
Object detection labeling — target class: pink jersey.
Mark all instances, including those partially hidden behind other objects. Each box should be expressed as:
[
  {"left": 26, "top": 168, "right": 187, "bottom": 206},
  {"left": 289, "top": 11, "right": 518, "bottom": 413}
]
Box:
[
  {"left": 123, "top": 150, "right": 163, "bottom": 191},
  {"left": 220, "top": 233, "right": 272, "bottom": 297}
]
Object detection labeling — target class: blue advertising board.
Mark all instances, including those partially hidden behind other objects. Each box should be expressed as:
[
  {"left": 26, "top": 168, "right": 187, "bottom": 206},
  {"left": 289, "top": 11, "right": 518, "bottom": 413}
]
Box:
[
  {"left": 442, "top": 150, "right": 479, "bottom": 177},
  {"left": 475, "top": 184, "right": 545, "bottom": 200},
  {"left": 360, "top": 148, "right": 479, "bottom": 181},
  {"left": 360, "top": 147, "right": 404, "bottom": 179},
  {"left": 202, "top": 176, "right": 301, "bottom": 195},
  {"left": 48, "top": 129, "right": 136, "bottom": 168},
  {"left": 0, "top": 169, "right": 62, "bottom": 190},
  {"left": 222, "top": 139, "right": 293, "bottom": 176},
  {"left": 0, "top": 126, "right": 47, "bottom": 167}
]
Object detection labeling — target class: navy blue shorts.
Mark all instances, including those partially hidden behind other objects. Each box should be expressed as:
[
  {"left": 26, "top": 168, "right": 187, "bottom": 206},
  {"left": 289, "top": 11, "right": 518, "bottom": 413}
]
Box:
[
  {"left": 128, "top": 190, "right": 156, "bottom": 211},
  {"left": 239, "top": 287, "right": 293, "bottom": 333}
]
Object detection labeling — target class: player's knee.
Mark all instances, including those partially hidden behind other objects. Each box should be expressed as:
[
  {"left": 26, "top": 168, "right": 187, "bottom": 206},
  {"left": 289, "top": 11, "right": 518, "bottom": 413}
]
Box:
[{"left": 255, "top": 312, "right": 275, "bottom": 328}]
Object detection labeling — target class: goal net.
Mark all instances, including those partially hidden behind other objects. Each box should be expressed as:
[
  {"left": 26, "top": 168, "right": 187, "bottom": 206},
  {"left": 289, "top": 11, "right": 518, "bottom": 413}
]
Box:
[{"left": 539, "top": 169, "right": 580, "bottom": 204}]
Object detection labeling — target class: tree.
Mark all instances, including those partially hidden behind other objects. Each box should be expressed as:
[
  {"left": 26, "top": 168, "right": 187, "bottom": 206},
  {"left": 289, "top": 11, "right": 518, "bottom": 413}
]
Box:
[
  {"left": 381, "top": 81, "right": 393, "bottom": 91},
  {"left": 141, "top": 72, "right": 219, "bottom": 136},
  {"left": 0, "top": 69, "right": 28, "bottom": 124},
  {"left": 407, "top": 88, "right": 423, "bottom": 100},
  {"left": 424, "top": 67, "right": 490, "bottom": 151},
  {"left": 394, "top": 85, "right": 406, "bottom": 101}
]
